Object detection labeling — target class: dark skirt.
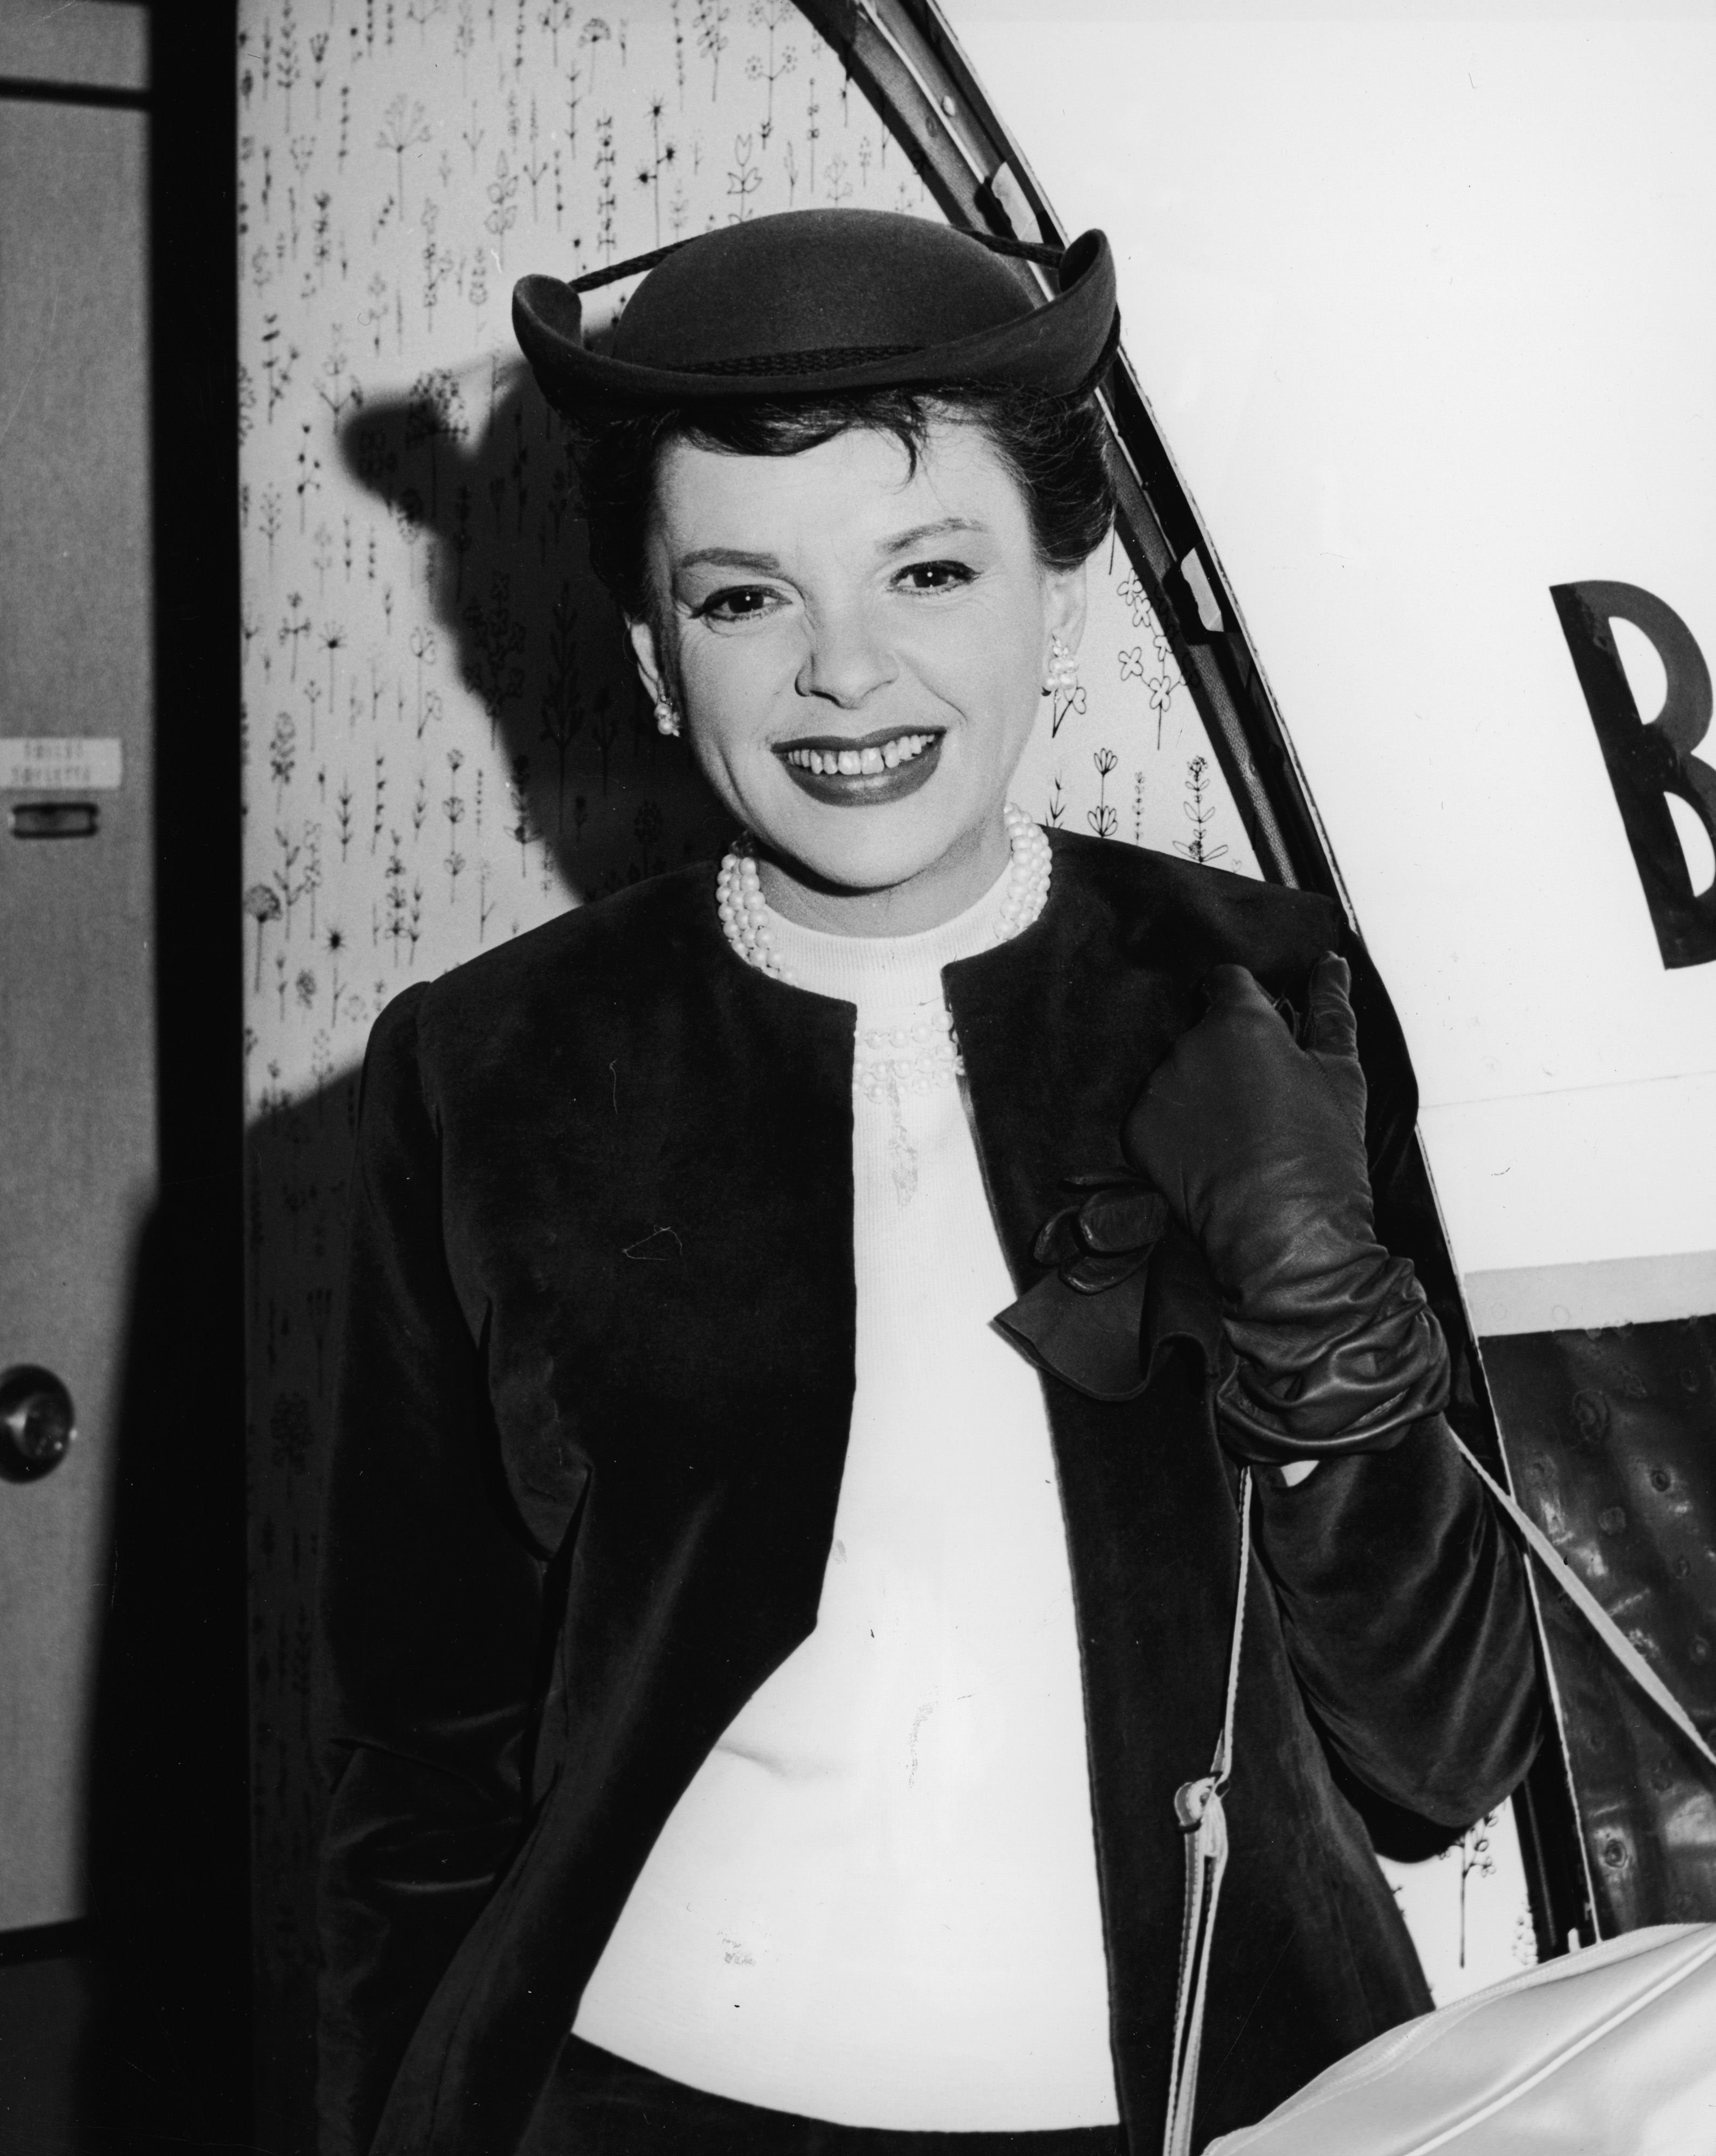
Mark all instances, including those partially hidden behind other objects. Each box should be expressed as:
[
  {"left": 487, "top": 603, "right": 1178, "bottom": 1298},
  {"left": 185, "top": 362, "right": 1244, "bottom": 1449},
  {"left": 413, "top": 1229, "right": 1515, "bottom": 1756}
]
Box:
[{"left": 518, "top": 2037, "right": 1128, "bottom": 2156}]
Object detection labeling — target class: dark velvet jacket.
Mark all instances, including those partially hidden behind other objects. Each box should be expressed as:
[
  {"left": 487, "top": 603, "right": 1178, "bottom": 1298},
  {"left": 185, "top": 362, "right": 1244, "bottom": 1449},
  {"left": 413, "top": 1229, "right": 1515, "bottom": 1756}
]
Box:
[{"left": 316, "top": 830, "right": 1541, "bottom": 2156}]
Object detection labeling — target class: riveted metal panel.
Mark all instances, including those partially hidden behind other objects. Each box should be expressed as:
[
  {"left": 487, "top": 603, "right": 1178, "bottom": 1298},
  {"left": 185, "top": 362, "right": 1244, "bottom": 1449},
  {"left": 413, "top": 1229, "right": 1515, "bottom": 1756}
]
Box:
[{"left": 1485, "top": 1318, "right": 1716, "bottom": 1930}]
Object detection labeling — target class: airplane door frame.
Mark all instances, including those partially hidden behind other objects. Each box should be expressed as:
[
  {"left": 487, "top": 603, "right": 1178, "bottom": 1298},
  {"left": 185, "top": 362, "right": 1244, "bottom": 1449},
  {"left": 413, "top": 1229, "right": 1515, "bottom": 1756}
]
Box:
[{"left": 798, "top": 0, "right": 1599, "bottom": 1960}]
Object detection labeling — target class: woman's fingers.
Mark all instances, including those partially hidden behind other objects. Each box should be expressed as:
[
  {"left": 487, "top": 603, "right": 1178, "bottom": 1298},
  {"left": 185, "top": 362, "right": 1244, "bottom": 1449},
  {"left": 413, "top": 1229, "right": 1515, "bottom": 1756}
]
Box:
[
  {"left": 1305, "top": 952, "right": 1367, "bottom": 1136},
  {"left": 1305, "top": 952, "right": 1358, "bottom": 1060}
]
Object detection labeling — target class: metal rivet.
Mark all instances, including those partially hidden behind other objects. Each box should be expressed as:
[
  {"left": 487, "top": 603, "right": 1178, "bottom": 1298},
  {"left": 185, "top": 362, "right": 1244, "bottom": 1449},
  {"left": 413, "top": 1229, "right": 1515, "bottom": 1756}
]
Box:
[
  {"left": 1570, "top": 1388, "right": 1609, "bottom": 1443},
  {"left": 1650, "top": 1468, "right": 1672, "bottom": 1492},
  {"left": 1603, "top": 1839, "right": 1627, "bottom": 1867}
]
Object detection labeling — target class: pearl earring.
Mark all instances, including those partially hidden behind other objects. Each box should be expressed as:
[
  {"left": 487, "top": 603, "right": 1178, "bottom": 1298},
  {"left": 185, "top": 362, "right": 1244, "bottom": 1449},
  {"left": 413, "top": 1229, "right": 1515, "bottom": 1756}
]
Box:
[
  {"left": 1043, "top": 633, "right": 1078, "bottom": 698},
  {"left": 654, "top": 694, "right": 682, "bottom": 738}
]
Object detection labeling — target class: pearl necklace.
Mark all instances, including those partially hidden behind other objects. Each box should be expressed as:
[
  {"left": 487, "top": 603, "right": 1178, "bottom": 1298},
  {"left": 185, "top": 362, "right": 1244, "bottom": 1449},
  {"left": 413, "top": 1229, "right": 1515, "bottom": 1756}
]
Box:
[
  {"left": 852, "top": 1011, "right": 964, "bottom": 1106},
  {"left": 714, "top": 801, "right": 1053, "bottom": 989}
]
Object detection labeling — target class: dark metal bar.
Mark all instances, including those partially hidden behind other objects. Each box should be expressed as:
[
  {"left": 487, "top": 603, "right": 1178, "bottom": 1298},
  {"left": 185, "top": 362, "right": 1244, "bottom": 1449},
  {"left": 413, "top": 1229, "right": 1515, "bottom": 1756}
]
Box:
[{"left": 74, "top": 4, "right": 254, "bottom": 2145}]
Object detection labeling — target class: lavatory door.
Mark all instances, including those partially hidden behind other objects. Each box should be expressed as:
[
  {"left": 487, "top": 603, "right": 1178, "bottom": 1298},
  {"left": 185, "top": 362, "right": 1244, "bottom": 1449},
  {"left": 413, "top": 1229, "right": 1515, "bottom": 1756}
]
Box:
[{"left": 0, "top": 86, "right": 155, "bottom": 1935}]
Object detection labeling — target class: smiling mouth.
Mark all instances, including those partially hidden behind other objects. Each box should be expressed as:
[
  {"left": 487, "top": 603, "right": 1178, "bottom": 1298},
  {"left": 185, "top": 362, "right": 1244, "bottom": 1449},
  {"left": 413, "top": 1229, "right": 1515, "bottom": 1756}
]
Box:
[
  {"left": 778, "top": 728, "right": 942, "bottom": 779},
  {"left": 773, "top": 726, "right": 945, "bottom": 809}
]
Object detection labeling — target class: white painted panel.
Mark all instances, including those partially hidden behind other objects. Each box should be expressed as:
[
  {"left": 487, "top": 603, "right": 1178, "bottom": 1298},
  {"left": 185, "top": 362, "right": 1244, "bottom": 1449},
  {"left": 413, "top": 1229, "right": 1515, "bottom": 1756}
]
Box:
[
  {"left": 1421, "top": 1073, "right": 1716, "bottom": 1277},
  {"left": 0, "top": 0, "right": 148, "bottom": 89},
  {"left": 0, "top": 99, "right": 153, "bottom": 1933},
  {"left": 942, "top": 3, "right": 1716, "bottom": 1307},
  {"left": 1465, "top": 1250, "right": 1716, "bottom": 1339}
]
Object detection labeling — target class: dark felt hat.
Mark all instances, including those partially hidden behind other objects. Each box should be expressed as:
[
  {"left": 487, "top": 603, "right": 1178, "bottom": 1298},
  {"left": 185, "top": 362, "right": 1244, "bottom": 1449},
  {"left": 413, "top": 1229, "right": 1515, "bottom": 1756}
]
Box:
[{"left": 512, "top": 208, "right": 1119, "bottom": 412}]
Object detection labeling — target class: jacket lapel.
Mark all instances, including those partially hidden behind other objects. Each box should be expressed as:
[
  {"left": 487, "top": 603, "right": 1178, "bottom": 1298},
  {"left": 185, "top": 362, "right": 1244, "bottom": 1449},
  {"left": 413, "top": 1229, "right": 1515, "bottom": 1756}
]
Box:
[{"left": 946, "top": 832, "right": 1224, "bottom": 1388}]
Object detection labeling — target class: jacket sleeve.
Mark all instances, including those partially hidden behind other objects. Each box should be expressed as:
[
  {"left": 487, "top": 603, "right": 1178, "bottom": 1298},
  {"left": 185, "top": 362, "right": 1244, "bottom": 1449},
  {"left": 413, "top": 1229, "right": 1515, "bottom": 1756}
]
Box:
[
  {"left": 315, "top": 985, "right": 547, "bottom": 2156},
  {"left": 1252, "top": 1421, "right": 1541, "bottom": 1838},
  {"left": 1252, "top": 929, "right": 1543, "bottom": 1843}
]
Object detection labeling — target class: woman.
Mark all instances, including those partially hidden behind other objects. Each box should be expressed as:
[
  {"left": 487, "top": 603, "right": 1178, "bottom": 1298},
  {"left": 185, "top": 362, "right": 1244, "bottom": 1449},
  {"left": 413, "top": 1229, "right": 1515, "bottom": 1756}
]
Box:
[{"left": 315, "top": 210, "right": 1540, "bottom": 2156}]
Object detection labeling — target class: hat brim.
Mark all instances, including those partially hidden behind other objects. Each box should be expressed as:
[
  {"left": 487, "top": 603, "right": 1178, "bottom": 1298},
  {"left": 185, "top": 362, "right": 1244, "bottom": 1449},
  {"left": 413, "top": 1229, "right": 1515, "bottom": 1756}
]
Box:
[{"left": 513, "top": 229, "right": 1119, "bottom": 412}]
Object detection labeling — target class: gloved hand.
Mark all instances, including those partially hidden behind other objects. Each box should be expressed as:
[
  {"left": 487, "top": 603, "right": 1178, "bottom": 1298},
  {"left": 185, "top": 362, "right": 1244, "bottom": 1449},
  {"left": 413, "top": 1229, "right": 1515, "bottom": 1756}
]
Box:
[{"left": 1121, "top": 953, "right": 1448, "bottom": 1463}]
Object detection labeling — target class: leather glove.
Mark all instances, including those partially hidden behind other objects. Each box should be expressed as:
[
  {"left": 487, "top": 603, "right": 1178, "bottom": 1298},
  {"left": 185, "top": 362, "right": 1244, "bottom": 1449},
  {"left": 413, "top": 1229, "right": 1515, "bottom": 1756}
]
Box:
[{"left": 1121, "top": 953, "right": 1448, "bottom": 1463}]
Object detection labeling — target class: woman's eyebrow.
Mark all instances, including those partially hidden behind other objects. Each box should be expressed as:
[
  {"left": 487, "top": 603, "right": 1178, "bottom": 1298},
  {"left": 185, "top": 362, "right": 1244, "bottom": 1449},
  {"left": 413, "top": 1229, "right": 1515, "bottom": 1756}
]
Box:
[
  {"left": 674, "top": 546, "right": 783, "bottom": 573},
  {"left": 673, "top": 517, "right": 986, "bottom": 575},
  {"left": 880, "top": 517, "right": 986, "bottom": 555}
]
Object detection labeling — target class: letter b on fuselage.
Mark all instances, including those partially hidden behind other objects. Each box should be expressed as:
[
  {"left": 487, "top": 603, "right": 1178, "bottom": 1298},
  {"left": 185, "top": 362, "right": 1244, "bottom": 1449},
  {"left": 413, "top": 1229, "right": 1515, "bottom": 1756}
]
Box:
[{"left": 1552, "top": 580, "right": 1716, "bottom": 969}]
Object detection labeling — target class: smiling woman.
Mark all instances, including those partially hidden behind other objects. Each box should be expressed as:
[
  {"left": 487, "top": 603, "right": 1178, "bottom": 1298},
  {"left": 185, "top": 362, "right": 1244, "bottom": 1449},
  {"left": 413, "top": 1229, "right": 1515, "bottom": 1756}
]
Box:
[
  {"left": 635, "top": 415, "right": 1091, "bottom": 927},
  {"left": 558, "top": 300, "right": 1115, "bottom": 930},
  {"left": 314, "top": 209, "right": 1542, "bottom": 2156}
]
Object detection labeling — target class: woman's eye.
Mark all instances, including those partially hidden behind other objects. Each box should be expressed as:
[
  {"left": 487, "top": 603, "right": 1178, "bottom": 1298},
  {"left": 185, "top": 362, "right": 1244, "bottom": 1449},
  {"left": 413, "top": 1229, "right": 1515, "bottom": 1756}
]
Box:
[
  {"left": 694, "top": 586, "right": 780, "bottom": 623},
  {"left": 897, "top": 558, "right": 975, "bottom": 595}
]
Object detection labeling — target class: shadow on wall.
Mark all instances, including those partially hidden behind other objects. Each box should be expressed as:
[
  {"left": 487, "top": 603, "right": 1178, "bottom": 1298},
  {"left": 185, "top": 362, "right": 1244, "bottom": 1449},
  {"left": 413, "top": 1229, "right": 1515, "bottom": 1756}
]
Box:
[
  {"left": 79, "top": 1070, "right": 368, "bottom": 2156},
  {"left": 337, "top": 362, "right": 731, "bottom": 902},
  {"left": 242, "top": 370, "right": 736, "bottom": 2155}
]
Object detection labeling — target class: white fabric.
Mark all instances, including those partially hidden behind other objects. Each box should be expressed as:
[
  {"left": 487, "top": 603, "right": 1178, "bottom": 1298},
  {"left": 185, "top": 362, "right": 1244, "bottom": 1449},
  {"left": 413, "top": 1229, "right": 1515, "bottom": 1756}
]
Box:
[{"left": 571, "top": 864, "right": 1121, "bottom": 2129}]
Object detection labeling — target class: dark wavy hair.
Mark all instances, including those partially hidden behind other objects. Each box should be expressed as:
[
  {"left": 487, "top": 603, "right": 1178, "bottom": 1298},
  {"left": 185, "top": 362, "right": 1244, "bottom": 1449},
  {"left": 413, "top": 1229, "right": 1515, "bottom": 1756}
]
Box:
[{"left": 567, "top": 382, "right": 1117, "bottom": 624}]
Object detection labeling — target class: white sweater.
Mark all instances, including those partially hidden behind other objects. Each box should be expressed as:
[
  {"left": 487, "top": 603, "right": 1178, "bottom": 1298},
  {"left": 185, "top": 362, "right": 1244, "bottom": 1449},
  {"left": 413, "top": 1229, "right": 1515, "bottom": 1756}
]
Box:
[{"left": 570, "top": 864, "right": 1120, "bottom": 2129}]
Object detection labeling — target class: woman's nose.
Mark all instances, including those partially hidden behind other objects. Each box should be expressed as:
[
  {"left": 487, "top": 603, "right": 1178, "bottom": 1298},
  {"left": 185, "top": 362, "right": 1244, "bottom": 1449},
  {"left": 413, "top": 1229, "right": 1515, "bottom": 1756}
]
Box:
[{"left": 795, "top": 604, "right": 897, "bottom": 709}]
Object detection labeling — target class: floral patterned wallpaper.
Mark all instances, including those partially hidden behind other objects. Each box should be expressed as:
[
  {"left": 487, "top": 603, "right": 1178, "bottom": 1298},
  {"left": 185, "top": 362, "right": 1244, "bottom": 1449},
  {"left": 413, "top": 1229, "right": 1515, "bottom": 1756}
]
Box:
[{"left": 237, "top": 1, "right": 1258, "bottom": 2140}]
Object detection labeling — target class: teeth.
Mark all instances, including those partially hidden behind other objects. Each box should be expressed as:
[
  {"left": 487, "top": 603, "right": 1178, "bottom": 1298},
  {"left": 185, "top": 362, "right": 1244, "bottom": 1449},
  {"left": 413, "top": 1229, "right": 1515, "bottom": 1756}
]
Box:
[{"left": 785, "top": 733, "right": 936, "bottom": 776}]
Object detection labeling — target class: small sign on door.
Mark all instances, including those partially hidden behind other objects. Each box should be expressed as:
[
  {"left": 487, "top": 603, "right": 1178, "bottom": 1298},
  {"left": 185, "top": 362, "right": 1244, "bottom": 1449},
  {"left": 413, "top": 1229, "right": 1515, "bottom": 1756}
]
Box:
[{"left": 0, "top": 738, "right": 124, "bottom": 791}]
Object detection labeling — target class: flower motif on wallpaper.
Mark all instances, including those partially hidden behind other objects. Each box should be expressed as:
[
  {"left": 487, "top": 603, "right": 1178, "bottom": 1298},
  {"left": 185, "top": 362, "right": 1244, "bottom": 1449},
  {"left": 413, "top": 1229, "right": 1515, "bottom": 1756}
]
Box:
[
  {"left": 1116, "top": 640, "right": 1184, "bottom": 748},
  {"left": 1175, "top": 754, "right": 1230, "bottom": 868},
  {"left": 1048, "top": 678, "right": 1087, "bottom": 740},
  {"left": 1114, "top": 571, "right": 1151, "bottom": 629}
]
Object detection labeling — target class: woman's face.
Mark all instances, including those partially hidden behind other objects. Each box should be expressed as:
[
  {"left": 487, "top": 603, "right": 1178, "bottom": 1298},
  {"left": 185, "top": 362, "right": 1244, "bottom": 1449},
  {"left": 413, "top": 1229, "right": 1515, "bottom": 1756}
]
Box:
[{"left": 629, "top": 414, "right": 1086, "bottom": 932}]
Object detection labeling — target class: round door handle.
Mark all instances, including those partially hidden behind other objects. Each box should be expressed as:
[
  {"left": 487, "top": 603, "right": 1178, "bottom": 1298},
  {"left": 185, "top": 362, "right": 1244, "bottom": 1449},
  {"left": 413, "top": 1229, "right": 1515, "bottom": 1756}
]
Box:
[{"left": 0, "top": 1366, "right": 77, "bottom": 1482}]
